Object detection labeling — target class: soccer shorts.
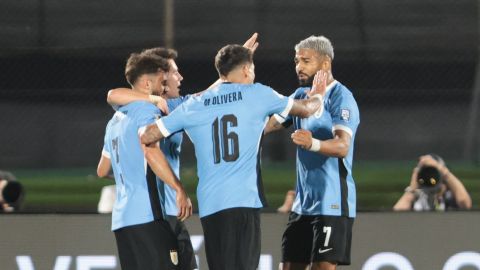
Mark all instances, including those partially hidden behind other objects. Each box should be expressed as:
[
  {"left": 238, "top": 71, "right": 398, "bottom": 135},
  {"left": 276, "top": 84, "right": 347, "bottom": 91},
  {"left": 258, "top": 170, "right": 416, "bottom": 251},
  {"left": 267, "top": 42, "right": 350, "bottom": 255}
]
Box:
[
  {"left": 281, "top": 213, "right": 354, "bottom": 265},
  {"left": 114, "top": 220, "right": 179, "bottom": 270},
  {"left": 166, "top": 215, "right": 198, "bottom": 270},
  {"left": 201, "top": 207, "right": 261, "bottom": 270}
]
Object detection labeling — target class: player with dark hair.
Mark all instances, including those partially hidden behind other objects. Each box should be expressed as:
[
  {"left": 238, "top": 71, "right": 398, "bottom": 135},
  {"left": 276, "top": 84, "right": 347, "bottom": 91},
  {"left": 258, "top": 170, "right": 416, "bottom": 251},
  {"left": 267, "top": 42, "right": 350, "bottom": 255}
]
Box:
[
  {"left": 393, "top": 153, "right": 472, "bottom": 211},
  {"left": 105, "top": 47, "right": 198, "bottom": 270},
  {"left": 265, "top": 35, "right": 360, "bottom": 270},
  {"left": 139, "top": 43, "right": 327, "bottom": 270},
  {"left": 103, "top": 33, "right": 260, "bottom": 270},
  {"left": 97, "top": 53, "right": 192, "bottom": 270}
]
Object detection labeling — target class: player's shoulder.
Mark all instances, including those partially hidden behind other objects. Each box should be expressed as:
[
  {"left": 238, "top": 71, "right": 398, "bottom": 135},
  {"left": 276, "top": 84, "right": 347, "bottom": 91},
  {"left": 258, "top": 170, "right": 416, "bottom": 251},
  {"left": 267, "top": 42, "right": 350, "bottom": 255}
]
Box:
[
  {"left": 251, "top": 82, "right": 278, "bottom": 93},
  {"left": 330, "top": 81, "right": 355, "bottom": 98},
  {"left": 292, "top": 87, "right": 309, "bottom": 99},
  {"left": 124, "top": 101, "right": 160, "bottom": 117}
]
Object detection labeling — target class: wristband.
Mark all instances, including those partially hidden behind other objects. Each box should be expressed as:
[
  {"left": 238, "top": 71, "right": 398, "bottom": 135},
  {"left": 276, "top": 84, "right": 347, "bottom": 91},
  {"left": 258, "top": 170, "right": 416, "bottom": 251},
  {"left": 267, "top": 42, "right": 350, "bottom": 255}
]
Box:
[{"left": 309, "top": 138, "right": 321, "bottom": 152}]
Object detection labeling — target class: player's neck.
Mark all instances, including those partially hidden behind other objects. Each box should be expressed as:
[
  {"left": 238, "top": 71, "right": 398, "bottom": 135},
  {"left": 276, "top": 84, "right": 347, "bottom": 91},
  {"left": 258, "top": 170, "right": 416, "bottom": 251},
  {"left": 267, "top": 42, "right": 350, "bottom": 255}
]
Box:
[
  {"left": 132, "top": 86, "right": 151, "bottom": 95},
  {"left": 222, "top": 71, "right": 250, "bottom": 84}
]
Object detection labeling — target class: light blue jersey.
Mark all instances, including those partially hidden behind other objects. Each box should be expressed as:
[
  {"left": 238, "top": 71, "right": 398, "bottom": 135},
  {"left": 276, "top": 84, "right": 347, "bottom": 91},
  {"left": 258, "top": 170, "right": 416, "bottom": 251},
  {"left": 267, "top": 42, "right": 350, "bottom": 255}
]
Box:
[
  {"left": 159, "top": 96, "right": 190, "bottom": 216},
  {"left": 102, "top": 101, "right": 163, "bottom": 230},
  {"left": 287, "top": 81, "right": 360, "bottom": 218},
  {"left": 156, "top": 83, "right": 293, "bottom": 218}
]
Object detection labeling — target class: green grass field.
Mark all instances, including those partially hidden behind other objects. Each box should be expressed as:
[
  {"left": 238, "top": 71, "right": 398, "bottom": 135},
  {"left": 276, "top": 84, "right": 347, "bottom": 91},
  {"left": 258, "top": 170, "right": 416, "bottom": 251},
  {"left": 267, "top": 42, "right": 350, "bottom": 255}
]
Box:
[{"left": 12, "top": 161, "right": 480, "bottom": 213}]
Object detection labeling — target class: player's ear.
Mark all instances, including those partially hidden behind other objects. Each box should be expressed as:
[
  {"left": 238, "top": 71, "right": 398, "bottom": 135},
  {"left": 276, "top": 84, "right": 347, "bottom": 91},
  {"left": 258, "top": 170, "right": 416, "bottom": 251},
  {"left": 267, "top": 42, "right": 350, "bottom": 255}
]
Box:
[
  {"left": 321, "top": 56, "right": 331, "bottom": 71},
  {"left": 242, "top": 64, "right": 250, "bottom": 78}
]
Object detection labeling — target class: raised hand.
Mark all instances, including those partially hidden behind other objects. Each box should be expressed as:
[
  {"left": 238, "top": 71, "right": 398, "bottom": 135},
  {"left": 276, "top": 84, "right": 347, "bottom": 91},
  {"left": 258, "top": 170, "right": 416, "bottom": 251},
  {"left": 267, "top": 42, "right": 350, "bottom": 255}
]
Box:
[
  {"left": 243, "top": 32, "right": 259, "bottom": 52},
  {"left": 307, "top": 70, "right": 328, "bottom": 98}
]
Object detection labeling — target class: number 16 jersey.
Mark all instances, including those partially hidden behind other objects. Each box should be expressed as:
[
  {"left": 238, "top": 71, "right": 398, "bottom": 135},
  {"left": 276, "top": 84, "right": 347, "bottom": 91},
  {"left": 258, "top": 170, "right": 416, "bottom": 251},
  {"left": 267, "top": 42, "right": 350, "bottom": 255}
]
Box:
[{"left": 156, "top": 83, "right": 293, "bottom": 218}]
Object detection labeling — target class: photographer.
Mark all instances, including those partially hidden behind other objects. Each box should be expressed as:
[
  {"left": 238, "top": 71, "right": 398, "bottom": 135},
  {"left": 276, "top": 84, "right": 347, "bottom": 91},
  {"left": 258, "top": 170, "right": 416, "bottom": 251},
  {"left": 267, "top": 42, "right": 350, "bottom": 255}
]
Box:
[
  {"left": 393, "top": 154, "right": 472, "bottom": 211},
  {"left": 0, "top": 170, "right": 25, "bottom": 212}
]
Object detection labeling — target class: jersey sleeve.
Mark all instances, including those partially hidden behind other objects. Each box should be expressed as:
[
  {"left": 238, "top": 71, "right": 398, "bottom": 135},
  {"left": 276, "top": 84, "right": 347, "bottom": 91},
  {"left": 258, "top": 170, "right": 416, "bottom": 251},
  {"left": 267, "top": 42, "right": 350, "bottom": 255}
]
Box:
[
  {"left": 272, "top": 88, "right": 303, "bottom": 126},
  {"left": 102, "top": 125, "right": 111, "bottom": 159},
  {"left": 136, "top": 104, "right": 161, "bottom": 132},
  {"left": 257, "top": 84, "right": 294, "bottom": 118},
  {"left": 156, "top": 101, "right": 189, "bottom": 137},
  {"left": 329, "top": 90, "right": 360, "bottom": 138}
]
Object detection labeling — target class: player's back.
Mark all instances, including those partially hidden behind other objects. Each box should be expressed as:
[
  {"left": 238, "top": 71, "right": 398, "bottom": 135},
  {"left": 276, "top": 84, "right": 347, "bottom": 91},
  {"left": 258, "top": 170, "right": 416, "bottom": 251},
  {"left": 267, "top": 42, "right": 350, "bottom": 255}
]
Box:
[
  {"left": 160, "top": 82, "right": 292, "bottom": 217},
  {"left": 104, "top": 101, "right": 161, "bottom": 230}
]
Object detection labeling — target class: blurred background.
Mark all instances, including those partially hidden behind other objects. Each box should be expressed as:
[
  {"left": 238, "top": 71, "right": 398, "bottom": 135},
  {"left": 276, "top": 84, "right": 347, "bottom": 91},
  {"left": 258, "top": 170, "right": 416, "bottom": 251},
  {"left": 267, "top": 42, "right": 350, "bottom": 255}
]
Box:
[{"left": 0, "top": 0, "right": 479, "bottom": 212}]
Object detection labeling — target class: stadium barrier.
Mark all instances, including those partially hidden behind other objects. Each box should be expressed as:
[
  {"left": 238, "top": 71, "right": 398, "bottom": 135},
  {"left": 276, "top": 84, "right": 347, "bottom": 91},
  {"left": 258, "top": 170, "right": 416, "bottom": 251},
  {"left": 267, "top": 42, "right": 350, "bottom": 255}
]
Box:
[{"left": 1, "top": 212, "right": 479, "bottom": 269}]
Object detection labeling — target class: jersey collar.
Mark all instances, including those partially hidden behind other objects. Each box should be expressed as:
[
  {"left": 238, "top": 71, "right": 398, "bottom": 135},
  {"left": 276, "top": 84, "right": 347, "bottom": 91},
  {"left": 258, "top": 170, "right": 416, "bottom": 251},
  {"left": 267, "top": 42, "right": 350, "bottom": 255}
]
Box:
[{"left": 324, "top": 80, "right": 338, "bottom": 95}]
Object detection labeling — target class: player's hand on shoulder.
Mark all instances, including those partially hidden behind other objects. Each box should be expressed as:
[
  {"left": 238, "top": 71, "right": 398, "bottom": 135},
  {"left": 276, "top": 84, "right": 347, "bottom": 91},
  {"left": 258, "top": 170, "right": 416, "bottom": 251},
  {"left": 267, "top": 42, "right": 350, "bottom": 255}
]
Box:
[{"left": 291, "top": 129, "right": 313, "bottom": 149}]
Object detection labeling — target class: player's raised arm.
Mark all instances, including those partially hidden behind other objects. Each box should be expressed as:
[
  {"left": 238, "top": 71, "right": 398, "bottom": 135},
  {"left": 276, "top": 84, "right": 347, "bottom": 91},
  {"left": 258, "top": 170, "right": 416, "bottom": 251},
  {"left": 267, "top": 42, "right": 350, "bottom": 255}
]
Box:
[
  {"left": 107, "top": 88, "right": 169, "bottom": 114},
  {"left": 289, "top": 70, "right": 327, "bottom": 118},
  {"left": 140, "top": 122, "right": 165, "bottom": 145}
]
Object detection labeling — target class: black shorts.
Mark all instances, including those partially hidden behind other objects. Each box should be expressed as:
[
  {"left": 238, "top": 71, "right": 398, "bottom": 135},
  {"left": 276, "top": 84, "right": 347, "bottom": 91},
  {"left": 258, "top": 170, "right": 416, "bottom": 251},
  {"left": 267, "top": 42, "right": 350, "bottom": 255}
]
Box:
[
  {"left": 200, "top": 207, "right": 261, "bottom": 270},
  {"left": 281, "top": 213, "right": 354, "bottom": 265},
  {"left": 114, "top": 220, "right": 179, "bottom": 270},
  {"left": 166, "top": 215, "right": 198, "bottom": 270}
]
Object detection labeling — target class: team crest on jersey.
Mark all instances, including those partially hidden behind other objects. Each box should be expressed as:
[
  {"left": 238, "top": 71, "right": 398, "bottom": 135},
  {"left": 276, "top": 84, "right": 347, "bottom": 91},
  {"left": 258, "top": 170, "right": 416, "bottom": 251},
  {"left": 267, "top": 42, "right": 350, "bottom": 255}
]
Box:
[
  {"left": 170, "top": 250, "right": 178, "bottom": 265},
  {"left": 341, "top": 109, "right": 350, "bottom": 121}
]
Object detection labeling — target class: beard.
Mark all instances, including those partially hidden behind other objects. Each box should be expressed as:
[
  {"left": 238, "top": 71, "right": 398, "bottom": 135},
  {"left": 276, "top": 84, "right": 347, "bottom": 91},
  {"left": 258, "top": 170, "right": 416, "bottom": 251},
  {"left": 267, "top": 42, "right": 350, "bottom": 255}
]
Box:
[{"left": 298, "top": 73, "right": 315, "bottom": 87}]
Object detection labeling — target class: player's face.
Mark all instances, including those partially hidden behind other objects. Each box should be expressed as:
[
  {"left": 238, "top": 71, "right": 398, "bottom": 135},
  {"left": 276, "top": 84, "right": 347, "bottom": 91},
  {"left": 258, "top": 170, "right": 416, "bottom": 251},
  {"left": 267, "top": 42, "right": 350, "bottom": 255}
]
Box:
[
  {"left": 163, "top": 59, "right": 183, "bottom": 99},
  {"left": 295, "top": 48, "right": 326, "bottom": 86},
  {"left": 148, "top": 70, "right": 168, "bottom": 95}
]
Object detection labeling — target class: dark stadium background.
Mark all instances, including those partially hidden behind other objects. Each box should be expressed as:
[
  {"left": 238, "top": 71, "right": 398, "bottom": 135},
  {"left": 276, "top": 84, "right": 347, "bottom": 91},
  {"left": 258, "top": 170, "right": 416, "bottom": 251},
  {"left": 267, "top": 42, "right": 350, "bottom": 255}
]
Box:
[{"left": 0, "top": 0, "right": 479, "bottom": 212}]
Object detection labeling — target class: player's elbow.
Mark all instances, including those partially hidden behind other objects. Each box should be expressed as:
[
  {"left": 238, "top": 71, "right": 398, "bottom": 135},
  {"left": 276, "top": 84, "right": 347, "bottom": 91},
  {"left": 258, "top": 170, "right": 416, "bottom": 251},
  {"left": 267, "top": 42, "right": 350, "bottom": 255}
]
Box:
[
  {"left": 140, "top": 133, "right": 150, "bottom": 145},
  {"left": 332, "top": 143, "right": 349, "bottom": 158},
  {"left": 96, "top": 166, "right": 109, "bottom": 178},
  {"left": 106, "top": 89, "right": 120, "bottom": 105}
]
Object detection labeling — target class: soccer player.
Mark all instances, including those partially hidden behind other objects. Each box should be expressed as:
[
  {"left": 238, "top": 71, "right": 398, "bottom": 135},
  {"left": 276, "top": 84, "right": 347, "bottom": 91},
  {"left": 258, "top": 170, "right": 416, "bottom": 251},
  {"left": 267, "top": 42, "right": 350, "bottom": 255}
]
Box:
[
  {"left": 266, "top": 36, "right": 360, "bottom": 270},
  {"left": 104, "top": 33, "right": 259, "bottom": 270},
  {"left": 106, "top": 47, "right": 199, "bottom": 270},
  {"left": 96, "top": 53, "right": 192, "bottom": 270},
  {"left": 140, "top": 44, "right": 326, "bottom": 270}
]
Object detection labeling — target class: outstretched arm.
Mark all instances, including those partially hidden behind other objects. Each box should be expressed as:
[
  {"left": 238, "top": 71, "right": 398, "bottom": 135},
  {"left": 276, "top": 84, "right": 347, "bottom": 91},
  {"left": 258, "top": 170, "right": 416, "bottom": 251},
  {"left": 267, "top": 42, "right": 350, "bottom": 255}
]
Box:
[
  {"left": 140, "top": 123, "right": 165, "bottom": 145},
  {"left": 264, "top": 116, "right": 287, "bottom": 135},
  {"left": 107, "top": 88, "right": 169, "bottom": 114},
  {"left": 288, "top": 70, "right": 328, "bottom": 118}
]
